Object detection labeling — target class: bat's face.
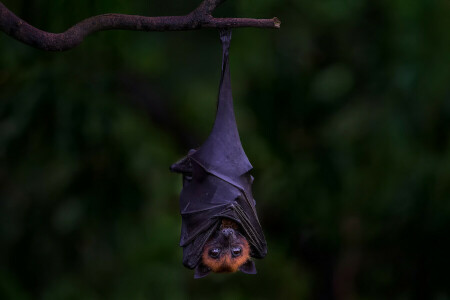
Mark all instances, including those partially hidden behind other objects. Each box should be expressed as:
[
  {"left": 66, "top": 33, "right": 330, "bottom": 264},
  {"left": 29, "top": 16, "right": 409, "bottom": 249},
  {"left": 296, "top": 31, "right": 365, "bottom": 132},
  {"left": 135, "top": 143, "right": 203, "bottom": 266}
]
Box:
[{"left": 194, "top": 219, "right": 257, "bottom": 278}]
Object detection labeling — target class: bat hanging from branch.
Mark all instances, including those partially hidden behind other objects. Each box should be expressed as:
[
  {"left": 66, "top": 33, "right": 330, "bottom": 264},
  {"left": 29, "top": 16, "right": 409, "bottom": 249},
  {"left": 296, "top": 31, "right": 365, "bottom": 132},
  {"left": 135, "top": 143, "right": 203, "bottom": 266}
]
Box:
[
  {"left": 0, "top": 0, "right": 274, "bottom": 278},
  {"left": 171, "top": 29, "right": 267, "bottom": 278},
  {"left": 0, "top": 0, "right": 280, "bottom": 51}
]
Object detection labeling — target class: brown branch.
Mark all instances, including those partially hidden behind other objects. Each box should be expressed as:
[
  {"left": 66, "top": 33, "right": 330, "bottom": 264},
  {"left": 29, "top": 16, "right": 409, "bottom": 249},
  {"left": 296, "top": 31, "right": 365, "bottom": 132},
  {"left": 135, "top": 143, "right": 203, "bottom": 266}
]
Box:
[{"left": 0, "top": 0, "right": 280, "bottom": 51}]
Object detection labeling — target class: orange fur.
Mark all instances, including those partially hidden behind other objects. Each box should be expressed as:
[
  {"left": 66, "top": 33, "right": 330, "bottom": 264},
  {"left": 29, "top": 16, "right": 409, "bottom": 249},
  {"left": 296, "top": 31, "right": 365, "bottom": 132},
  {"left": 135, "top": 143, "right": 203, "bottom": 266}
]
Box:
[
  {"left": 221, "top": 219, "right": 239, "bottom": 230},
  {"left": 202, "top": 233, "right": 251, "bottom": 273}
]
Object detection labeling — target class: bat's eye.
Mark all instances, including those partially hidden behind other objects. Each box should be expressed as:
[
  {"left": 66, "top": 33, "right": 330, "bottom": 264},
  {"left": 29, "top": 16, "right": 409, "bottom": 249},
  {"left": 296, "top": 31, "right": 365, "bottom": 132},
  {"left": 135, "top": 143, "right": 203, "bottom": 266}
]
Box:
[
  {"left": 209, "top": 248, "right": 221, "bottom": 258},
  {"left": 231, "top": 247, "right": 242, "bottom": 257}
]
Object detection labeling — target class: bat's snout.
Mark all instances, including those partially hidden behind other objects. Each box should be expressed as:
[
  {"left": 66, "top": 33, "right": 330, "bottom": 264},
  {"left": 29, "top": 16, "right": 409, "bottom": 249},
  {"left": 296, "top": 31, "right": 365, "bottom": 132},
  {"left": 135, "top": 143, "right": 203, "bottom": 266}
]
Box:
[{"left": 221, "top": 228, "right": 235, "bottom": 238}]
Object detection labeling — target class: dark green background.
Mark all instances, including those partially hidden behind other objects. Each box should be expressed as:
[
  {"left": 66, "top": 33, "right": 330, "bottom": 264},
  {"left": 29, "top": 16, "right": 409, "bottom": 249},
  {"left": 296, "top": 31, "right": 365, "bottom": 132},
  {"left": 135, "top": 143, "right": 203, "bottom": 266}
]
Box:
[{"left": 1, "top": 0, "right": 450, "bottom": 299}]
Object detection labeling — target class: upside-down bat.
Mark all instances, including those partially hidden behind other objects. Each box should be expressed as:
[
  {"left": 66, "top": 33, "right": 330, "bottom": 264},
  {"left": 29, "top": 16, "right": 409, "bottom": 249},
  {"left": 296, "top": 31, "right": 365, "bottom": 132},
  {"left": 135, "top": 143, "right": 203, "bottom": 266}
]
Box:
[{"left": 171, "top": 29, "right": 267, "bottom": 278}]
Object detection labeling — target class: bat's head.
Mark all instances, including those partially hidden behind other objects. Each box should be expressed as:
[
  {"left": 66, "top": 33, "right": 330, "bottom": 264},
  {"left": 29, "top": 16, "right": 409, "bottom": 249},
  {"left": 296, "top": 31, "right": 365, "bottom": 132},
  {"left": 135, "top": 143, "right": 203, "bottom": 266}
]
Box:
[{"left": 194, "top": 219, "right": 256, "bottom": 279}]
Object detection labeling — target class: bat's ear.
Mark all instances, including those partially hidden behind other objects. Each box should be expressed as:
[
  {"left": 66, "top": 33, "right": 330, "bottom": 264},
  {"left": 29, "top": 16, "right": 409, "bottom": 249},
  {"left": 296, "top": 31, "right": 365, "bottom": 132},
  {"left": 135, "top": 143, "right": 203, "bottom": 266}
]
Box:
[
  {"left": 239, "top": 260, "right": 257, "bottom": 275},
  {"left": 194, "top": 263, "right": 211, "bottom": 279}
]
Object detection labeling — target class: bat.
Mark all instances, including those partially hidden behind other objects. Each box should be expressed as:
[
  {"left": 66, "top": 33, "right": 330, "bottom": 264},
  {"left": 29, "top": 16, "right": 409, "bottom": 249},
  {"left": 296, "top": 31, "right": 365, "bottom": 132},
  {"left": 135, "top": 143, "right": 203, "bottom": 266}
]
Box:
[{"left": 170, "top": 29, "right": 267, "bottom": 278}]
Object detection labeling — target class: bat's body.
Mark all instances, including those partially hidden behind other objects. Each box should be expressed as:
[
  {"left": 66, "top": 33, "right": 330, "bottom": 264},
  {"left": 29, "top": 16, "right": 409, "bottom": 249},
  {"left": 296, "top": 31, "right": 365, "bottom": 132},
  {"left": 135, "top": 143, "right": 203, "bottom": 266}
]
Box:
[{"left": 171, "top": 30, "right": 267, "bottom": 278}]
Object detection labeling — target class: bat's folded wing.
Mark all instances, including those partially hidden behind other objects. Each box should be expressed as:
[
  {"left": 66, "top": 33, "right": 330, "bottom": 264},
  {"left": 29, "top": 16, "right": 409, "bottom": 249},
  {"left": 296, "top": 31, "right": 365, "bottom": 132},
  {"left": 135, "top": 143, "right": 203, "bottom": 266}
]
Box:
[{"left": 179, "top": 162, "right": 267, "bottom": 268}]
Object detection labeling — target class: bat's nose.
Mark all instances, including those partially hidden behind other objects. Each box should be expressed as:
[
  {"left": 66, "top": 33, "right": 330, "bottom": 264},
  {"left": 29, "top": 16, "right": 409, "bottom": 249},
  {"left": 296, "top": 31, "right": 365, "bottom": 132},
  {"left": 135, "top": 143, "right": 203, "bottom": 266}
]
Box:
[{"left": 222, "top": 228, "right": 234, "bottom": 238}]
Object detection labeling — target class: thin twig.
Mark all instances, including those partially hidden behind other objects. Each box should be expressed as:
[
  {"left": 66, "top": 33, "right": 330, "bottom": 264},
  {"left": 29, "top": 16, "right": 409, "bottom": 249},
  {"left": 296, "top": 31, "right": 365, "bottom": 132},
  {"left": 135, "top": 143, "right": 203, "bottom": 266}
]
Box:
[{"left": 0, "top": 0, "right": 280, "bottom": 51}]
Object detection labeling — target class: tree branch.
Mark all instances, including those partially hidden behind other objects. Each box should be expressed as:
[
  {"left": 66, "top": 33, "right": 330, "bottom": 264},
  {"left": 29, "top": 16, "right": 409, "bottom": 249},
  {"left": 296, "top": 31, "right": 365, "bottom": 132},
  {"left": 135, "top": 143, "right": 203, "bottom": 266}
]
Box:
[{"left": 0, "top": 0, "right": 280, "bottom": 51}]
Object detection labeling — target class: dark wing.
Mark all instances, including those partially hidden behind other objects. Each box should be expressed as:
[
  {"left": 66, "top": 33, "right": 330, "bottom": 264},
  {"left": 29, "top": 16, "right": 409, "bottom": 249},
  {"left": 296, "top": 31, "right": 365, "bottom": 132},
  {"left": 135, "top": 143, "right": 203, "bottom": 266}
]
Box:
[
  {"left": 191, "top": 29, "right": 252, "bottom": 183},
  {"left": 177, "top": 161, "right": 241, "bottom": 268},
  {"left": 176, "top": 161, "right": 267, "bottom": 268},
  {"left": 214, "top": 170, "right": 267, "bottom": 259}
]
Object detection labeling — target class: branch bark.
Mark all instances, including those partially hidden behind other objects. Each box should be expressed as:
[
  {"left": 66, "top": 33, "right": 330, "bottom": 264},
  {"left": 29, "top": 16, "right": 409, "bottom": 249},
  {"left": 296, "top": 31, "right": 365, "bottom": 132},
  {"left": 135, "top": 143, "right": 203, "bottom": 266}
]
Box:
[{"left": 0, "top": 0, "right": 280, "bottom": 51}]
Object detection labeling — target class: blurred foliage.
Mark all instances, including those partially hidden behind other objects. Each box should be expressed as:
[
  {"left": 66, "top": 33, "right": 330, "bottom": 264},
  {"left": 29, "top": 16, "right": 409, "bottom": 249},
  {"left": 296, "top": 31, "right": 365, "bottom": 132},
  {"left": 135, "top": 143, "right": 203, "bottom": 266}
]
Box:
[{"left": 1, "top": 0, "right": 450, "bottom": 299}]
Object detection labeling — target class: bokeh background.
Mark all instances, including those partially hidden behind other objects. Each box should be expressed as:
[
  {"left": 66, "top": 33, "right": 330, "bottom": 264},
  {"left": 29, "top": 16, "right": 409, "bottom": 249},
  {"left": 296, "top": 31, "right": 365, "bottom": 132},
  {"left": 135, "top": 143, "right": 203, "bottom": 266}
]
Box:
[{"left": 1, "top": 0, "right": 450, "bottom": 299}]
